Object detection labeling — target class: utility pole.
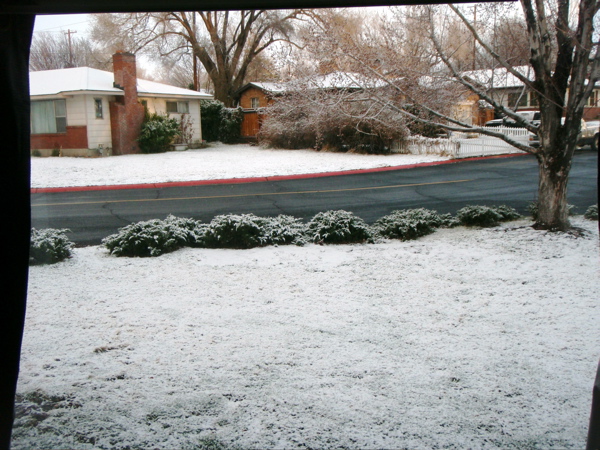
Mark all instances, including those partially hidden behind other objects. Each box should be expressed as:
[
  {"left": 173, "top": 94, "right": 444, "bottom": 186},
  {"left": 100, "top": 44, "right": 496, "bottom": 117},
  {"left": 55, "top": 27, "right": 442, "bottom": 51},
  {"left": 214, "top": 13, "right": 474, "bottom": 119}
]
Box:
[
  {"left": 472, "top": 5, "right": 477, "bottom": 71},
  {"left": 64, "top": 29, "right": 77, "bottom": 67}
]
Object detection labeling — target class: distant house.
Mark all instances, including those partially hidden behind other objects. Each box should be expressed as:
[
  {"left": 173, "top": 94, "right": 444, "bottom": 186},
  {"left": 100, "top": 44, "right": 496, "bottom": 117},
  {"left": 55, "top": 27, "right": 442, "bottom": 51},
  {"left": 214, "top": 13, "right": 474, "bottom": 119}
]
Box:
[
  {"left": 29, "top": 52, "right": 213, "bottom": 156},
  {"left": 234, "top": 73, "right": 377, "bottom": 140},
  {"left": 463, "top": 66, "right": 600, "bottom": 122},
  {"left": 234, "top": 82, "right": 286, "bottom": 140}
]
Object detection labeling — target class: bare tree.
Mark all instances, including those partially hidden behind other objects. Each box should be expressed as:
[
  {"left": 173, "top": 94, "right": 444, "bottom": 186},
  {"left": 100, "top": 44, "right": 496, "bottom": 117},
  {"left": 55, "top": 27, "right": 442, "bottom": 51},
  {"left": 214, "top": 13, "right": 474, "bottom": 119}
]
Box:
[
  {"left": 29, "top": 31, "right": 108, "bottom": 71},
  {"left": 301, "top": 1, "right": 598, "bottom": 231},
  {"left": 90, "top": 11, "right": 303, "bottom": 106}
]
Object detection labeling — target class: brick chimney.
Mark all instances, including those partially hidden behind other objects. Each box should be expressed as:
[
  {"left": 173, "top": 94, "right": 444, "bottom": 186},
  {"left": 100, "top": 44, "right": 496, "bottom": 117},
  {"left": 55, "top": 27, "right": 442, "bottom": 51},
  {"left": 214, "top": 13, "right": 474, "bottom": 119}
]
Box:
[{"left": 109, "top": 52, "right": 145, "bottom": 155}]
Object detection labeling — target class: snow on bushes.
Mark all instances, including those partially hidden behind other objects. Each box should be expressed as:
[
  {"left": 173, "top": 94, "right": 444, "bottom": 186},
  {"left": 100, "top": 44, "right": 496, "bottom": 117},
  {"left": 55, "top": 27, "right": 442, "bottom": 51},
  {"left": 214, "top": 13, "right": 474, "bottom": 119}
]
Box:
[
  {"left": 584, "top": 204, "right": 598, "bottom": 220},
  {"left": 202, "top": 214, "right": 268, "bottom": 249},
  {"left": 138, "top": 112, "right": 181, "bottom": 154},
  {"left": 457, "top": 205, "right": 521, "bottom": 228},
  {"left": 260, "top": 215, "right": 308, "bottom": 246},
  {"left": 99, "top": 205, "right": 529, "bottom": 257},
  {"left": 202, "top": 214, "right": 309, "bottom": 249},
  {"left": 374, "top": 208, "right": 458, "bottom": 241},
  {"left": 29, "top": 228, "right": 74, "bottom": 265},
  {"left": 306, "top": 210, "right": 372, "bottom": 244},
  {"left": 102, "top": 215, "right": 203, "bottom": 257}
]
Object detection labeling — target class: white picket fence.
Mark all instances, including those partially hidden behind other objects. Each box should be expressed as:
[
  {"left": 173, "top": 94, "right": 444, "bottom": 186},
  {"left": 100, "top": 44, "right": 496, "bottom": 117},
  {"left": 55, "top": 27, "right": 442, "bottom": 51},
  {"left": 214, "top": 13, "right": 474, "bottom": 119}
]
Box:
[{"left": 393, "top": 126, "right": 531, "bottom": 158}]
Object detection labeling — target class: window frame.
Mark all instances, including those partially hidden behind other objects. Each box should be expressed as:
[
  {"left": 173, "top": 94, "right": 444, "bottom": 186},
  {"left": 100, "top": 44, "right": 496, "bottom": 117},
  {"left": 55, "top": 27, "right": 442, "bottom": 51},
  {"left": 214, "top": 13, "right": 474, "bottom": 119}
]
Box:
[
  {"left": 94, "top": 98, "right": 104, "bottom": 119},
  {"left": 31, "top": 99, "right": 67, "bottom": 134},
  {"left": 166, "top": 100, "right": 190, "bottom": 114}
]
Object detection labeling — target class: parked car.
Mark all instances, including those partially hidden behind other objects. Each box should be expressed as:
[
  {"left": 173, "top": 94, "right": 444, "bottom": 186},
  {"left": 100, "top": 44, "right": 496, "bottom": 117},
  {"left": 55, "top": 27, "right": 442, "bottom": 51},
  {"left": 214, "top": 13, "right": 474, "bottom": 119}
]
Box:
[
  {"left": 578, "top": 120, "right": 599, "bottom": 151},
  {"left": 487, "top": 112, "right": 597, "bottom": 150},
  {"left": 485, "top": 111, "right": 541, "bottom": 128}
]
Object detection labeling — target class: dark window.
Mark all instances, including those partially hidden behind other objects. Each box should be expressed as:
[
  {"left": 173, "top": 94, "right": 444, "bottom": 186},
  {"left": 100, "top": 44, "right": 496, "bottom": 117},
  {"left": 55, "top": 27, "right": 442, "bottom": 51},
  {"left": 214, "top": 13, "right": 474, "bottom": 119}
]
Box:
[
  {"left": 94, "top": 98, "right": 103, "bottom": 119},
  {"left": 167, "top": 101, "right": 189, "bottom": 113}
]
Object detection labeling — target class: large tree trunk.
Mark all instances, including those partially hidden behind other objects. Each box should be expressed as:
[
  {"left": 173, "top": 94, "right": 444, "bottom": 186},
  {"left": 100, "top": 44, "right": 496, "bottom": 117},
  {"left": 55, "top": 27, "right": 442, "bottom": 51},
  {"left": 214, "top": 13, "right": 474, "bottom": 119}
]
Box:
[{"left": 534, "top": 151, "right": 572, "bottom": 230}]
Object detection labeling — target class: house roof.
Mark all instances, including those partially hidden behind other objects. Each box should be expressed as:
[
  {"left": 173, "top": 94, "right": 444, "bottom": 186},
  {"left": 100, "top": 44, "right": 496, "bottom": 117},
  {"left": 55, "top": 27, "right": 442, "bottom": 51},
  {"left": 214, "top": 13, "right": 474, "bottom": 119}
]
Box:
[
  {"left": 29, "top": 67, "right": 213, "bottom": 100},
  {"left": 461, "top": 66, "right": 534, "bottom": 90},
  {"left": 236, "top": 72, "right": 385, "bottom": 98}
]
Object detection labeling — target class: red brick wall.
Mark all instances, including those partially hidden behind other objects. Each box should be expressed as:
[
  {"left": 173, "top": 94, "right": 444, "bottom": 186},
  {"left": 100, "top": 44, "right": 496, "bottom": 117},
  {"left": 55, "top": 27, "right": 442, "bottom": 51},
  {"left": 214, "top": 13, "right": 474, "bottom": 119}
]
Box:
[
  {"left": 110, "top": 52, "right": 145, "bottom": 155},
  {"left": 584, "top": 107, "right": 600, "bottom": 121},
  {"left": 110, "top": 100, "right": 145, "bottom": 155},
  {"left": 30, "top": 126, "right": 88, "bottom": 150}
]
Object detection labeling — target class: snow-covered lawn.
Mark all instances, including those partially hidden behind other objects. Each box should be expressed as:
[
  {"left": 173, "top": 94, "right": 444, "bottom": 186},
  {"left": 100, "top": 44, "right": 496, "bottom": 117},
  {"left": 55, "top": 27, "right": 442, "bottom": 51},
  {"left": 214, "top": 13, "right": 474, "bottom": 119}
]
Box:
[
  {"left": 14, "top": 218, "right": 600, "bottom": 449},
  {"left": 17, "top": 144, "right": 599, "bottom": 449},
  {"left": 30, "top": 142, "right": 449, "bottom": 188}
]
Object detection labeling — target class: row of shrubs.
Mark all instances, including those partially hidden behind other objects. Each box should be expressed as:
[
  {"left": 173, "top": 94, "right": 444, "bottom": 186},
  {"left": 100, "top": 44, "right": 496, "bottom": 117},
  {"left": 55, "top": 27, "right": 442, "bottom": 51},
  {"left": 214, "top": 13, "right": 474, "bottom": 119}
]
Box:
[{"left": 29, "top": 204, "right": 599, "bottom": 264}]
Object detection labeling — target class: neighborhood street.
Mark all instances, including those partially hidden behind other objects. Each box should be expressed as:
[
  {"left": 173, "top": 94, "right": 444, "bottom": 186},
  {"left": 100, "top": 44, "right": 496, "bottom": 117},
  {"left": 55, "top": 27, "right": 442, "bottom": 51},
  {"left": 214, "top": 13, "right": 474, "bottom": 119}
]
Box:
[{"left": 31, "top": 150, "right": 598, "bottom": 245}]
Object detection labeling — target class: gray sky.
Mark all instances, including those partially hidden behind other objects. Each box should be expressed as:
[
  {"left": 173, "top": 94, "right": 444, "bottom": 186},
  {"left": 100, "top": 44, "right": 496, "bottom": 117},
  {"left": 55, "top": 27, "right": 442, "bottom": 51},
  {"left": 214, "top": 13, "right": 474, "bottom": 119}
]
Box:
[{"left": 33, "top": 14, "right": 91, "bottom": 37}]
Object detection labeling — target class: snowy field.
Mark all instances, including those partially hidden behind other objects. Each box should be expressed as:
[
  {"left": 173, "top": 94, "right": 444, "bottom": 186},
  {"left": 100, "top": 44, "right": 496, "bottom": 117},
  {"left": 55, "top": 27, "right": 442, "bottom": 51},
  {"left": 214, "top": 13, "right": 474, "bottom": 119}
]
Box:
[
  {"left": 16, "top": 144, "right": 599, "bottom": 449},
  {"left": 30, "top": 142, "right": 449, "bottom": 188}
]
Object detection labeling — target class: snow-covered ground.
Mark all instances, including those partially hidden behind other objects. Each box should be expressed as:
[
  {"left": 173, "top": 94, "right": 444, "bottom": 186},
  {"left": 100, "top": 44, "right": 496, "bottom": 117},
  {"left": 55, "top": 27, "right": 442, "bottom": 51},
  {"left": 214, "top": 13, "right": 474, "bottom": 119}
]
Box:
[
  {"left": 30, "top": 142, "right": 449, "bottom": 188},
  {"left": 15, "top": 144, "right": 600, "bottom": 449}
]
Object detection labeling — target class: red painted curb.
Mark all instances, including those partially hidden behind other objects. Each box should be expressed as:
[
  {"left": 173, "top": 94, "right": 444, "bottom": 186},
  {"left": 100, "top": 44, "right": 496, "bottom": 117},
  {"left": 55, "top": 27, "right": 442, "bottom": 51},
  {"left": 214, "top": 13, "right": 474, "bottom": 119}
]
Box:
[{"left": 30, "top": 153, "right": 528, "bottom": 194}]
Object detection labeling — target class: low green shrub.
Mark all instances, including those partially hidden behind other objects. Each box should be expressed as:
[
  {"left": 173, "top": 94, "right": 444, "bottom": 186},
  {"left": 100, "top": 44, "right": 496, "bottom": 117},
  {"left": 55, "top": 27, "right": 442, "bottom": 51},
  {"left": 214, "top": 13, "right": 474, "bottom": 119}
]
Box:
[
  {"left": 456, "top": 205, "right": 516, "bottom": 227},
  {"left": 200, "top": 100, "right": 243, "bottom": 143},
  {"left": 202, "top": 214, "right": 267, "bottom": 249},
  {"left": 584, "top": 204, "right": 598, "bottom": 220},
  {"left": 103, "top": 215, "right": 202, "bottom": 257},
  {"left": 138, "top": 112, "right": 180, "bottom": 154},
  {"left": 259, "top": 215, "right": 308, "bottom": 246},
  {"left": 306, "top": 210, "right": 372, "bottom": 244},
  {"left": 374, "top": 208, "right": 458, "bottom": 240},
  {"left": 30, "top": 228, "right": 74, "bottom": 265}
]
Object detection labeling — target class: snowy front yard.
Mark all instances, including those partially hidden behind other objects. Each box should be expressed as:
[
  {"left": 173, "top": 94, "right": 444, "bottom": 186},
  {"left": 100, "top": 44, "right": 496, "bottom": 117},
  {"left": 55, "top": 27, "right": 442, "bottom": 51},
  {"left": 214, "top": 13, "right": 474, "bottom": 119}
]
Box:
[
  {"left": 13, "top": 217, "right": 600, "bottom": 449},
  {"left": 29, "top": 142, "right": 450, "bottom": 189}
]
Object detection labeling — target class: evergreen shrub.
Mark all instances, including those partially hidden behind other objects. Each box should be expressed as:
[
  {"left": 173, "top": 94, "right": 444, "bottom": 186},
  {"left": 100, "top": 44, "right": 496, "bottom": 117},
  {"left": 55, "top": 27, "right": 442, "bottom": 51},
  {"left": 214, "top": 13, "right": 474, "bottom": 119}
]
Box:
[
  {"left": 306, "top": 210, "right": 372, "bottom": 244},
  {"left": 103, "top": 215, "right": 202, "bottom": 257},
  {"left": 456, "top": 205, "right": 503, "bottom": 227},
  {"left": 200, "top": 100, "right": 243, "bottom": 143},
  {"left": 259, "top": 215, "right": 308, "bottom": 246},
  {"left": 584, "top": 204, "right": 598, "bottom": 220},
  {"left": 456, "top": 205, "right": 521, "bottom": 227},
  {"left": 202, "top": 214, "right": 267, "bottom": 249},
  {"left": 374, "top": 208, "right": 458, "bottom": 240},
  {"left": 138, "top": 112, "right": 180, "bottom": 154},
  {"left": 30, "top": 228, "right": 74, "bottom": 265}
]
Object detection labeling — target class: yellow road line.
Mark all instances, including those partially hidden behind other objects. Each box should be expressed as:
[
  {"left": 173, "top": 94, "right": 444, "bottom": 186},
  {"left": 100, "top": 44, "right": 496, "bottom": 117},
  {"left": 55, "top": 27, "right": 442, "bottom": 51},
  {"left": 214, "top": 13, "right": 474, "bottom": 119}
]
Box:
[{"left": 32, "top": 179, "right": 472, "bottom": 207}]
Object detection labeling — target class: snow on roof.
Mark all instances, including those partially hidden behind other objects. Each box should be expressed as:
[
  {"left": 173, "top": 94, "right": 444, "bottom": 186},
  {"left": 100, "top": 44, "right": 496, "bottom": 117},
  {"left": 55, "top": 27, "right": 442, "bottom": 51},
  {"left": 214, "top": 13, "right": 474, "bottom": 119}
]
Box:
[
  {"left": 29, "top": 67, "right": 213, "bottom": 99},
  {"left": 461, "top": 66, "right": 533, "bottom": 89},
  {"left": 245, "top": 82, "right": 288, "bottom": 94},
  {"left": 241, "top": 72, "right": 385, "bottom": 96}
]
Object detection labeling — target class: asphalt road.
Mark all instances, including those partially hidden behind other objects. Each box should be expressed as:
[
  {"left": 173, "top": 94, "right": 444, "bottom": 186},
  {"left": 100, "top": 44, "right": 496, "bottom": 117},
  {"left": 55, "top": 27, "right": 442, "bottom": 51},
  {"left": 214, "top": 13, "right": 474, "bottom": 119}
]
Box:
[{"left": 31, "top": 150, "right": 598, "bottom": 245}]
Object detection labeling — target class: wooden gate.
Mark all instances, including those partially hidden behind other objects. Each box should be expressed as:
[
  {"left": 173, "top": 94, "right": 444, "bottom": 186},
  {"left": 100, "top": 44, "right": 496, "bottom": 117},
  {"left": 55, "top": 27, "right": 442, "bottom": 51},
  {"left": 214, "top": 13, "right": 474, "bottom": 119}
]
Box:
[{"left": 241, "top": 111, "right": 262, "bottom": 139}]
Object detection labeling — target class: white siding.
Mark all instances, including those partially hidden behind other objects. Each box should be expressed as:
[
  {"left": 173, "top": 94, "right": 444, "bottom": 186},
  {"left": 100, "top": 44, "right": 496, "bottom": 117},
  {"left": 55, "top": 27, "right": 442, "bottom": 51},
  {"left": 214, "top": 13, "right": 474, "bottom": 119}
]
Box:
[
  {"left": 84, "top": 95, "right": 113, "bottom": 150},
  {"left": 140, "top": 97, "right": 203, "bottom": 143},
  {"left": 65, "top": 96, "right": 86, "bottom": 126}
]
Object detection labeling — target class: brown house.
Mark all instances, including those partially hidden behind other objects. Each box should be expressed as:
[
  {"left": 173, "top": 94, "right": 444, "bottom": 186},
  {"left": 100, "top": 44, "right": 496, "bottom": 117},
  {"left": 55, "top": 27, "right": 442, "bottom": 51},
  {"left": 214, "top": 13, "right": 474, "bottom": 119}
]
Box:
[{"left": 235, "top": 82, "right": 286, "bottom": 140}]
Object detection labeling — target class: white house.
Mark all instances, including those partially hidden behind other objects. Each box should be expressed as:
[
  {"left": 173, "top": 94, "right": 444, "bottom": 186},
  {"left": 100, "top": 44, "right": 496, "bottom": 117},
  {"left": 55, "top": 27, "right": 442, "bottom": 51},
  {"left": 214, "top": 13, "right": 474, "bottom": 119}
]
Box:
[{"left": 29, "top": 52, "right": 213, "bottom": 157}]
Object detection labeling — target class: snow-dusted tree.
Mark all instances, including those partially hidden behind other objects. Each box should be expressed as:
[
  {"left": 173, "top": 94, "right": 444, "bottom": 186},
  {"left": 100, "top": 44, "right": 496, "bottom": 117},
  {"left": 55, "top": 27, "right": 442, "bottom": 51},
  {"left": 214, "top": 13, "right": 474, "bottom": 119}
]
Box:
[
  {"left": 29, "top": 31, "right": 108, "bottom": 71},
  {"left": 90, "top": 11, "right": 303, "bottom": 106},
  {"left": 259, "top": 72, "right": 408, "bottom": 153},
  {"left": 301, "top": 1, "right": 599, "bottom": 231}
]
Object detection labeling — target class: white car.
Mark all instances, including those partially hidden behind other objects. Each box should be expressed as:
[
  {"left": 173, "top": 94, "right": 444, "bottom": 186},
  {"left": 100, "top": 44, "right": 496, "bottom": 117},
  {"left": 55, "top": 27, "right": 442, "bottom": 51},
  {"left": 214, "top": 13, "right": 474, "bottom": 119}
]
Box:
[{"left": 579, "top": 120, "right": 599, "bottom": 151}]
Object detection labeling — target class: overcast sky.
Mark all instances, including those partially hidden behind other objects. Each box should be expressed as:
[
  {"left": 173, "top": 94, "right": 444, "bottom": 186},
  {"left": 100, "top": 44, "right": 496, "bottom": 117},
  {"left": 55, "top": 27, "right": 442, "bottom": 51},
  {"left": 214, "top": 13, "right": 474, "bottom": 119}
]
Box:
[{"left": 33, "top": 14, "right": 91, "bottom": 37}]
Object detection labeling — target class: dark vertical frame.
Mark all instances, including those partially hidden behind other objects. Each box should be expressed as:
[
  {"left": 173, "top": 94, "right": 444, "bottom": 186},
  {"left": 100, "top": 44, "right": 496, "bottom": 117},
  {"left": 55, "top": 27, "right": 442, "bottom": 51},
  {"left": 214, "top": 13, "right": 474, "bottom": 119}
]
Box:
[{"left": 0, "top": 13, "right": 34, "bottom": 449}]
